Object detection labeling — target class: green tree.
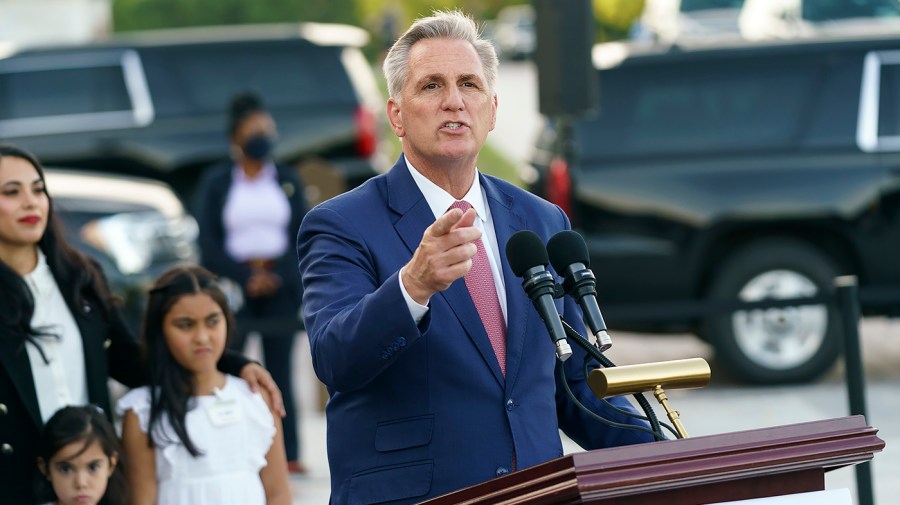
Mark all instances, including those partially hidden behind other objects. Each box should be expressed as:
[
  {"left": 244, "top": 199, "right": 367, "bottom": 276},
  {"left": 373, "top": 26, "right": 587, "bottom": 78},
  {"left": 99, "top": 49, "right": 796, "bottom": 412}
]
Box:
[
  {"left": 593, "top": 0, "right": 646, "bottom": 41},
  {"left": 113, "top": 0, "right": 361, "bottom": 32}
]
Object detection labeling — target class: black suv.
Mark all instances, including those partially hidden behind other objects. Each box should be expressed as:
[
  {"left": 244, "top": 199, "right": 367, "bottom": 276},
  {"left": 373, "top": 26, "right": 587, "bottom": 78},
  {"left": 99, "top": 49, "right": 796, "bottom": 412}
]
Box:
[
  {"left": 0, "top": 23, "right": 389, "bottom": 205},
  {"left": 47, "top": 168, "right": 199, "bottom": 332},
  {"left": 529, "top": 34, "right": 900, "bottom": 384}
]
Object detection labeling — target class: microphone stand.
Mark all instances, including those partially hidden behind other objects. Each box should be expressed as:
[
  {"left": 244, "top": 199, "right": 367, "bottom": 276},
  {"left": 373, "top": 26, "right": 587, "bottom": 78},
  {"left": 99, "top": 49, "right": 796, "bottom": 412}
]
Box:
[{"left": 559, "top": 318, "right": 665, "bottom": 440}]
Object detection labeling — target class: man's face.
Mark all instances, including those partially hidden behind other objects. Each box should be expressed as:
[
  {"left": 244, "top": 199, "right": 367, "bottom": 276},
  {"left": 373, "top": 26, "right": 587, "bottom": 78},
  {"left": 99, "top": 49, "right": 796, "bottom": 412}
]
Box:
[{"left": 387, "top": 37, "right": 497, "bottom": 171}]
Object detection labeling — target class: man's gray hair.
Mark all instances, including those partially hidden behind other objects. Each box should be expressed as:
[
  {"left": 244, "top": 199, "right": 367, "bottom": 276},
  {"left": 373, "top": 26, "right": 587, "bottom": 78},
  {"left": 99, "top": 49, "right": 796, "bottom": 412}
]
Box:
[{"left": 382, "top": 10, "right": 499, "bottom": 103}]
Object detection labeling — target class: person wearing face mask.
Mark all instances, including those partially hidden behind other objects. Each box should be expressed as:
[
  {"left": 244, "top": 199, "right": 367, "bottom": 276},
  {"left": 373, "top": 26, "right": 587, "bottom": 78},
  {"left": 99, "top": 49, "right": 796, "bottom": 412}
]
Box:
[{"left": 194, "top": 91, "right": 308, "bottom": 474}]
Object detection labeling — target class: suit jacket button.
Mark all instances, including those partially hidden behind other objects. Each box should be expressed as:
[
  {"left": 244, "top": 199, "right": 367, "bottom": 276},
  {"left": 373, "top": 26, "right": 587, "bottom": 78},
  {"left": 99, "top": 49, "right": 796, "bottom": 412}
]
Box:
[
  {"left": 104, "top": 339, "right": 112, "bottom": 350},
  {"left": 0, "top": 403, "right": 7, "bottom": 415},
  {"left": 506, "top": 399, "right": 514, "bottom": 411},
  {"left": 1, "top": 443, "right": 13, "bottom": 456},
  {"left": 495, "top": 466, "right": 509, "bottom": 476}
]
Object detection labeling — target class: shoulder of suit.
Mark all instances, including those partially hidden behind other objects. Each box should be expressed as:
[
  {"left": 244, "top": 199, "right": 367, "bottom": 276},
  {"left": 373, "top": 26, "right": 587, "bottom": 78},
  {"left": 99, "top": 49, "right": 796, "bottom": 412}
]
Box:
[{"left": 481, "top": 173, "right": 547, "bottom": 205}]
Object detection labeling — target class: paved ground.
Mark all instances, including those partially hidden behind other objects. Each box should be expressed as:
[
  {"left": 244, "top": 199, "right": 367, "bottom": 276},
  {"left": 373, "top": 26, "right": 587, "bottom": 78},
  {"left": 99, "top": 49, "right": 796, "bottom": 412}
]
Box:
[{"left": 271, "top": 316, "right": 899, "bottom": 504}]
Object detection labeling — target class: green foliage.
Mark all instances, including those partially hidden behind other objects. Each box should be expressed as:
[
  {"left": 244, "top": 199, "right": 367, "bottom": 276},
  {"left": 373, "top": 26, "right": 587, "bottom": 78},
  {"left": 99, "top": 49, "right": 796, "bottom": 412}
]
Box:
[
  {"left": 593, "top": 0, "right": 646, "bottom": 42},
  {"left": 113, "top": 0, "right": 361, "bottom": 32}
]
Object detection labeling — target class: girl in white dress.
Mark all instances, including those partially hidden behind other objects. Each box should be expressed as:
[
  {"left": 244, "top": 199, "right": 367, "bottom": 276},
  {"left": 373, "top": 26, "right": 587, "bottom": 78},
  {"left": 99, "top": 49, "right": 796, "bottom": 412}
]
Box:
[{"left": 117, "top": 265, "right": 291, "bottom": 505}]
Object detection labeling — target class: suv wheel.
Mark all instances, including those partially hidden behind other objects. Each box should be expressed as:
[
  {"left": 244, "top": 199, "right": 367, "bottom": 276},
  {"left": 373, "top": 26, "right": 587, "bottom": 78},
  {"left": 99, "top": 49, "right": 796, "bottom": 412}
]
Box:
[{"left": 703, "top": 239, "right": 841, "bottom": 384}]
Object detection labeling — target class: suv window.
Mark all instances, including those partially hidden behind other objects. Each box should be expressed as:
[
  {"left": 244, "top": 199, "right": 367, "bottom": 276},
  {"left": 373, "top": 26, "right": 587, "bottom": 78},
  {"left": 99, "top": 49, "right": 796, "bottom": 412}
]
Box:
[
  {"left": 139, "top": 41, "right": 357, "bottom": 117},
  {"left": 878, "top": 56, "right": 900, "bottom": 137},
  {"left": 802, "top": 0, "right": 900, "bottom": 21},
  {"left": 578, "top": 57, "right": 816, "bottom": 159},
  {"left": 859, "top": 49, "right": 900, "bottom": 151},
  {"left": 0, "top": 51, "right": 153, "bottom": 137}
]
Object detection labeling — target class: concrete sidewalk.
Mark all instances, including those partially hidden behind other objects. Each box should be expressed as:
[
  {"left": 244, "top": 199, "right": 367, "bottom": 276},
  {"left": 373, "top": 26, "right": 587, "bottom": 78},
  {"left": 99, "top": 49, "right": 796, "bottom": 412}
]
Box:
[{"left": 288, "top": 414, "right": 330, "bottom": 503}]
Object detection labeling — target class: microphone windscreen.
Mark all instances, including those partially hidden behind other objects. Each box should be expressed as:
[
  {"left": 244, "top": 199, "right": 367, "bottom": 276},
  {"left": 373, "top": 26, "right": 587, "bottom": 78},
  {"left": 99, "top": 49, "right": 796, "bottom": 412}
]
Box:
[
  {"left": 547, "top": 230, "right": 590, "bottom": 272},
  {"left": 506, "top": 230, "right": 549, "bottom": 277}
]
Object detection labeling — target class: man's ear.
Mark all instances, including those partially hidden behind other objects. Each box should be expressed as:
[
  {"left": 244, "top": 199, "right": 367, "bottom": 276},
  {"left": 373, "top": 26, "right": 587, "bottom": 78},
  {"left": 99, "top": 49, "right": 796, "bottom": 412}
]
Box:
[
  {"left": 490, "top": 93, "right": 498, "bottom": 131},
  {"left": 387, "top": 98, "right": 405, "bottom": 138}
]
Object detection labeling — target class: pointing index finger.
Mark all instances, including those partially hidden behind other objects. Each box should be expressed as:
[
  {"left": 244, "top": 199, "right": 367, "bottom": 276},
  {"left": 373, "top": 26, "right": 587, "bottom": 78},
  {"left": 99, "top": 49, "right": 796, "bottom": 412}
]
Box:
[{"left": 430, "top": 207, "right": 465, "bottom": 238}]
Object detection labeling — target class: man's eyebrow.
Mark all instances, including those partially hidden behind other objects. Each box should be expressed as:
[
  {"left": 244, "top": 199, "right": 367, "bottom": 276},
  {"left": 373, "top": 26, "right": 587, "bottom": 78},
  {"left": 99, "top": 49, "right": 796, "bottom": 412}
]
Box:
[
  {"left": 417, "top": 73, "right": 447, "bottom": 85},
  {"left": 458, "top": 73, "right": 481, "bottom": 82}
]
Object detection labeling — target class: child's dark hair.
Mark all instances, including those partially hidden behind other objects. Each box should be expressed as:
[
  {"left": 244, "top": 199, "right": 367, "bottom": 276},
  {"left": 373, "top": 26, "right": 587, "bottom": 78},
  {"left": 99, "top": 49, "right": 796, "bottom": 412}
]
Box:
[
  {"left": 37, "top": 405, "right": 127, "bottom": 505},
  {"left": 142, "top": 265, "right": 234, "bottom": 457}
]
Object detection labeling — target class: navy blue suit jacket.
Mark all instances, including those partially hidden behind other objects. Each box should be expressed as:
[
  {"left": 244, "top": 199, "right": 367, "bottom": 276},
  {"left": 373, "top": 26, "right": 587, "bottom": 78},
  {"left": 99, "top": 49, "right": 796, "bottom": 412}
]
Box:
[{"left": 297, "top": 156, "right": 654, "bottom": 505}]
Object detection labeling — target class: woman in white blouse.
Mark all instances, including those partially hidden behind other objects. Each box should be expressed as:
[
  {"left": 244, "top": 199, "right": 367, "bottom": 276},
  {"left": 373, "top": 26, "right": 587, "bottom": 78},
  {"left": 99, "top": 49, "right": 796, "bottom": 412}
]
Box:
[{"left": 0, "top": 144, "right": 283, "bottom": 505}]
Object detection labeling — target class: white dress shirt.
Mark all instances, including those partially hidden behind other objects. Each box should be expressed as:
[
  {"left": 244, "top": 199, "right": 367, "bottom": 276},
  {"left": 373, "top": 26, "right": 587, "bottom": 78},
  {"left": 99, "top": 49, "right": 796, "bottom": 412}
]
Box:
[
  {"left": 24, "top": 248, "right": 89, "bottom": 423},
  {"left": 400, "top": 159, "right": 508, "bottom": 324}
]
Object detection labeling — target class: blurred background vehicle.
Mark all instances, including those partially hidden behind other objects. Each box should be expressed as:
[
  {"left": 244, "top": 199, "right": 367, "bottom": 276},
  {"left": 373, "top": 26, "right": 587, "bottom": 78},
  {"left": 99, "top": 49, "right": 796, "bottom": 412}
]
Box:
[
  {"left": 740, "top": 0, "right": 900, "bottom": 40},
  {"left": 0, "top": 22, "right": 390, "bottom": 208},
  {"left": 493, "top": 4, "right": 536, "bottom": 60},
  {"left": 47, "top": 168, "right": 199, "bottom": 332},
  {"left": 635, "top": 0, "right": 900, "bottom": 43},
  {"left": 633, "top": 0, "right": 746, "bottom": 43},
  {"left": 528, "top": 32, "right": 900, "bottom": 385}
]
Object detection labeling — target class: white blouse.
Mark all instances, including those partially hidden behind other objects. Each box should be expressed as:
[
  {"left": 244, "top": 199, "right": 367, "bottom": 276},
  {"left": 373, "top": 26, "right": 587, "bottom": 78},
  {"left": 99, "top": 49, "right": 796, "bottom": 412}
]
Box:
[
  {"left": 222, "top": 162, "right": 292, "bottom": 262},
  {"left": 23, "top": 248, "right": 88, "bottom": 423}
]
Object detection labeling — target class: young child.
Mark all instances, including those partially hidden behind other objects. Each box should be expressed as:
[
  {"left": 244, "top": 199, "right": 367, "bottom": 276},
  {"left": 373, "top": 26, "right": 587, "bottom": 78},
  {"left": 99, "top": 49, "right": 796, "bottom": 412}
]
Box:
[
  {"left": 117, "top": 265, "right": 291, "bottom": 505},
  {"left": 36, "top": 405, "right": 127, "bottom": 505}
]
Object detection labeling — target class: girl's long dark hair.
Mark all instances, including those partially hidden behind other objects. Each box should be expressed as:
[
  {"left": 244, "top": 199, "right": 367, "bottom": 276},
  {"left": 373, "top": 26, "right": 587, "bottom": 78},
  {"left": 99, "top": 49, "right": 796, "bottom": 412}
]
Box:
[
  {"left": 37, "top": 405, "right": 128, "bottom": 505},
  {"left": 142, "top": 265, "right": 234, "bottom": 457},
  {"left": 0, "top": 144, "right": 115, "bottom": 357}
]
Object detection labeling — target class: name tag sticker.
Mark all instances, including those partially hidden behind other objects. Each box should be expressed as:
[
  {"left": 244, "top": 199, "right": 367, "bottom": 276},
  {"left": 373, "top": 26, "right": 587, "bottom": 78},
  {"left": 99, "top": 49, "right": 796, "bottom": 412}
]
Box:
[{"left": 206, "top": 399, "right": 242, "bottom": 427}]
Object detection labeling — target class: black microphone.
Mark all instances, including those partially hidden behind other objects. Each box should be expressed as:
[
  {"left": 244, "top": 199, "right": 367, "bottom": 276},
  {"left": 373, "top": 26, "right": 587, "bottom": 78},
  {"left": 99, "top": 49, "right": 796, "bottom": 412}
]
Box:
[
  {"left": 547, "top": 230, "right": 613, "bottom": 351},
  {"left": 506, "top": 230, "right": 572, "bottom": 361}
]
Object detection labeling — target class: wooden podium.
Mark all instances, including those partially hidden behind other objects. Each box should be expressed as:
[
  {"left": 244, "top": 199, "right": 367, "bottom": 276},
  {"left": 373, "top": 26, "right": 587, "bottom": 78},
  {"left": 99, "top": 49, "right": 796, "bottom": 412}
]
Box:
[{"left": 420, "top": 416, "right": 884, "bottom": 505}]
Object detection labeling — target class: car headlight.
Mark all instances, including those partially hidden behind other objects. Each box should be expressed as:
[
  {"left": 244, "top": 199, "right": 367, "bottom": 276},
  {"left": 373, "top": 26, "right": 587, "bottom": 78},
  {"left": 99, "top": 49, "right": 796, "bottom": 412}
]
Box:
[{"left": 80, "top": 211, "right": 199, "bottom": 275}]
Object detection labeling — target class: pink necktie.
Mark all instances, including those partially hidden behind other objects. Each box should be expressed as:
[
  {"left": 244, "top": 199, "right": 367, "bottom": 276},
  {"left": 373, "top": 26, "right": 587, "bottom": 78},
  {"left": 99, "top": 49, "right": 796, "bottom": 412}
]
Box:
[{"left": 449, "top": 200, "right": 507, "bottom": 376}]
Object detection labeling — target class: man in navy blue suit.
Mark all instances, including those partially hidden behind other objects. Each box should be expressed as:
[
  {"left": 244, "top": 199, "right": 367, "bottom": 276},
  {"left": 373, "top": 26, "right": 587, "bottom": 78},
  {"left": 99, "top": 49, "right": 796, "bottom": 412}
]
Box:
[{"left": 297, "top": 10, "right": 655, "bottom": 505}]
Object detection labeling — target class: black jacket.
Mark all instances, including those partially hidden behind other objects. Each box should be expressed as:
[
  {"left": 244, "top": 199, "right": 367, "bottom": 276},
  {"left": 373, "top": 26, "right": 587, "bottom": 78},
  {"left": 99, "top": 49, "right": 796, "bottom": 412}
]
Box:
[{"left": 194, "top": 162, "right": 307, "bottom": 310}]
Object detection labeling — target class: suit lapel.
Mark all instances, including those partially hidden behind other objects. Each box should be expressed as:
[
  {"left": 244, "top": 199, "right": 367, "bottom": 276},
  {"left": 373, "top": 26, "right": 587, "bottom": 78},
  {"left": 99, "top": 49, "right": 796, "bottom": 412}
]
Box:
[
  {"left": 481, "top": 175, "right": 529, "bottom": 391},
  {"left": 387, "top": 158, "right": 506, "bottom": 387}
]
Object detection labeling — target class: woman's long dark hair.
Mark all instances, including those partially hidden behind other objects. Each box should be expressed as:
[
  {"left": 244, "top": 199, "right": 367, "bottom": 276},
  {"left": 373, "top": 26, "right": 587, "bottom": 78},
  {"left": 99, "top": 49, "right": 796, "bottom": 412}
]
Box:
[
  {"left": 37, "top": 405, "right": 128, "bottom": 505},
  {"left": 142, "top": 265, "right": 234, "bottom": 457},
  {"left": 0, "top": 144, "right": 115, "bottom": 357}
]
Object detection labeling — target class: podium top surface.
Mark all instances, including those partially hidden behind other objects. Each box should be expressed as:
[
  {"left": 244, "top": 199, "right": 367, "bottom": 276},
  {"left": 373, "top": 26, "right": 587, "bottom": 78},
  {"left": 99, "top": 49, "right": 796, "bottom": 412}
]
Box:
[{"left": 420, "top": 415, "right": 884, "bottom": 505}]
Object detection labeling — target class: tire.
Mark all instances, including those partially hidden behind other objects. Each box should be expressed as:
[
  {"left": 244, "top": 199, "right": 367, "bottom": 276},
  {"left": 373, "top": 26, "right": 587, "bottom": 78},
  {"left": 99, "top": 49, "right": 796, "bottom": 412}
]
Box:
[{"left": 703, "top": 239, "right": 842, "bottom": 384}]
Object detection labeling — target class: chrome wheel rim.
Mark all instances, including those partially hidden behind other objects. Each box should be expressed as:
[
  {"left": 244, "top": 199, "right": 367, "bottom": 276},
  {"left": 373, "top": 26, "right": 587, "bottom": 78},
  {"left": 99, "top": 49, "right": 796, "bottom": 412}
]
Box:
[{"left": 731, "top": 270, "right": 827, "bottom": 370}]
